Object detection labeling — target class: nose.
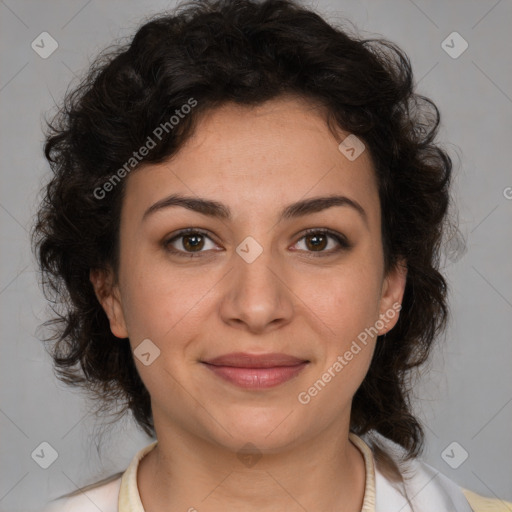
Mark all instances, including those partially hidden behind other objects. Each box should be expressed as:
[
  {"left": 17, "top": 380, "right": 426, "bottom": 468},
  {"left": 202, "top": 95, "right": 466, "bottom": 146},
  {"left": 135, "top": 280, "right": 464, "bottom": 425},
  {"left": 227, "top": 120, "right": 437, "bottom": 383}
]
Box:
[{"left": 219, "top": 245, "right": 294, "bottom": 334}]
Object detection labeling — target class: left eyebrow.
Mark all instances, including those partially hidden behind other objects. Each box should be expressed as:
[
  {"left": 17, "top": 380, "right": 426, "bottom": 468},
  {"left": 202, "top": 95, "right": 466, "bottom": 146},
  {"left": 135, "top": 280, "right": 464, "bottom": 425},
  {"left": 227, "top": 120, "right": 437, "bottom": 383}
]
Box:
[{"left": 142, "top": 193, "right": 368, "bottom": 226}]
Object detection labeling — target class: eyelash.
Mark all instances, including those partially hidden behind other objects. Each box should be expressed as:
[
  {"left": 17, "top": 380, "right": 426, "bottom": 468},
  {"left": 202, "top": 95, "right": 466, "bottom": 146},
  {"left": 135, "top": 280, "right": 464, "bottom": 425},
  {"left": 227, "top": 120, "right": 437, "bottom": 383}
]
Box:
[{"left": 163, "top": 228, "right": 351, "bottom": 258}]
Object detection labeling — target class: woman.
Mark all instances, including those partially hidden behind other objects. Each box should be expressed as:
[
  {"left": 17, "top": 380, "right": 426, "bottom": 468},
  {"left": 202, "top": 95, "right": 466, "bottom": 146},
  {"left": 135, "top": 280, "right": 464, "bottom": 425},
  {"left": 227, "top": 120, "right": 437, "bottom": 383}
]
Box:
[{"left": 33, "top": 0, "right": 510, "bottom": 510}]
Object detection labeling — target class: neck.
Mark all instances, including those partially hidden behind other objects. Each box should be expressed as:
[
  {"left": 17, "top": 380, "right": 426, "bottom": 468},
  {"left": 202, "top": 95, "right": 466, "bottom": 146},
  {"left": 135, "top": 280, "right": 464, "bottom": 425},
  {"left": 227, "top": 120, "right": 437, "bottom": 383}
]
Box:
[{"left": 137, "top": 419, "right": 366, "bottom": 512}]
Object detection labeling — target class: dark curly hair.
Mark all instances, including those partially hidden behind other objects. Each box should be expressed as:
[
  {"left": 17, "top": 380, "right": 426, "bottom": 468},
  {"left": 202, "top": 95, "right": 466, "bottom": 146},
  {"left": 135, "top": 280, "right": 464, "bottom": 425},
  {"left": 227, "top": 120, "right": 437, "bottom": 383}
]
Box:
[{"left": 32, "top": 0, "right": 458, "bottom": 465}]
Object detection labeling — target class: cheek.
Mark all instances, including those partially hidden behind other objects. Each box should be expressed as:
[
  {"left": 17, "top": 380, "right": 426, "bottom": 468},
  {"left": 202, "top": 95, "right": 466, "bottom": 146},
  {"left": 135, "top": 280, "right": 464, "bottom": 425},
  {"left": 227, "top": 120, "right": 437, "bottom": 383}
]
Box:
[
  {"left": 298, "top": 261, "right": 382, "bottom": 340},
  {"left": 119, "top": 268, "right": 209, "bottom": 403},
  {"left": 119, "top": 255, "right": 216, "bottom": 352},
  {"left": 291, "top": 256, "right": 383, "bottom": 393},
  {"left": 296, "top": 273, "right": 379, "bottom": 411}
]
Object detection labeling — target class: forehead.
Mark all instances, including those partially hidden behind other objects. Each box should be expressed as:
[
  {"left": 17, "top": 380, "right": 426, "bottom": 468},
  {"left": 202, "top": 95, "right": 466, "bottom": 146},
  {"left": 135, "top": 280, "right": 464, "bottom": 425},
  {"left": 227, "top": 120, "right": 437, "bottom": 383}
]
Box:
[{"left": 123, "top": 96, "right": 380, "bottom": 227}]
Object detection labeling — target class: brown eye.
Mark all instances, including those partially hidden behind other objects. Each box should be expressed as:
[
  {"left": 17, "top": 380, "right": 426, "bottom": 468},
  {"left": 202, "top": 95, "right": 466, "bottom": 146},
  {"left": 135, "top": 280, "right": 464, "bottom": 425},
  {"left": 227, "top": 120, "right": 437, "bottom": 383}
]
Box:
[
  {"left": 164, "top": 227, "right": 351, "bottom": 259},
  {"left": 293, "top": 229, "right": 351, "bottom": 255},
  {"left": 181, "top": 233, "right": 206, "bottom": 252},
  {"left": 164, "top": 229, "right": 217, "bottom": 257},
  {"left": 305, "top": 232, "right": 328, "bottom": 251}
]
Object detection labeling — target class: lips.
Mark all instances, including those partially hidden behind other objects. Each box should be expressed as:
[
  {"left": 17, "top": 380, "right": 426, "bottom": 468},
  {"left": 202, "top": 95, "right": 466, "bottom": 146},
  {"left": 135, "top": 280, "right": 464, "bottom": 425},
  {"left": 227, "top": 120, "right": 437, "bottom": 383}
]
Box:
[
  {"left": 203, "top": 352, "right": 309, "bottom": 368},
  {"left": 201, "top": 352, "right": 309, "bottom": 389}
]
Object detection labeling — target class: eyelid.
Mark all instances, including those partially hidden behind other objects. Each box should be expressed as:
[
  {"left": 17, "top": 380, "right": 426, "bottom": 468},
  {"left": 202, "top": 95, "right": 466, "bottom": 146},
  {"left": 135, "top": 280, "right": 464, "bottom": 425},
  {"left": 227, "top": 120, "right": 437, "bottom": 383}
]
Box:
[
  {"left": 290, "top": 228, "right": 352, "bottom": 257},
  {"left": 298, "top": 228, "right": 351, "bottom": 249},
  {"left": 163, "top": 227, "right": 351, "bottom": 257},
  {"left": 163, "top": 228, "right": 218, "bottom": 256}
]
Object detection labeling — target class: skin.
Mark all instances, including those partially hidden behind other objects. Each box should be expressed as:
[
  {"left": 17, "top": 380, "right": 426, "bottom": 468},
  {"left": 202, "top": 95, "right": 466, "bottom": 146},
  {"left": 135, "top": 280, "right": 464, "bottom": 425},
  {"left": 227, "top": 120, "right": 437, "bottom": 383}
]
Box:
[{"left": 90, "top": 95, "right": 407, "bottom": 512}]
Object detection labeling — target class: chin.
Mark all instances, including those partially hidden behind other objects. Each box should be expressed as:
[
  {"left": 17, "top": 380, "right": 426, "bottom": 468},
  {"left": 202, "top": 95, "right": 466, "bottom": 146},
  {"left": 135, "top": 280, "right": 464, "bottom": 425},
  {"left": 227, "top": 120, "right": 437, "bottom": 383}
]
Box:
[{"left": 206, "top": 408, "right": 307, "bottom": 453}]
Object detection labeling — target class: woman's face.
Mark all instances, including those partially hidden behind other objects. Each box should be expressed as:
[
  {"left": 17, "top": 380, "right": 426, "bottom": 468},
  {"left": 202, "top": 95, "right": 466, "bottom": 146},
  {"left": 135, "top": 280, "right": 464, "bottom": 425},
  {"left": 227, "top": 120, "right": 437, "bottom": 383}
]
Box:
[{"left": 93, "top": 96, "right": 406, "bottom": 452}]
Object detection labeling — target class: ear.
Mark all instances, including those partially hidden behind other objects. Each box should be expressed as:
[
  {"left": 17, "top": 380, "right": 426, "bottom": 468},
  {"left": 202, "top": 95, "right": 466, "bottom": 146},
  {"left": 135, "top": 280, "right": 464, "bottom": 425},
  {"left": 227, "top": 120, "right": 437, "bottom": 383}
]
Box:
[
  {"left": 89, "top": 267, "right": 129, "bottom": 339},
  {"left": 377, "top": 259, "right": 407, "bottom": 336}
]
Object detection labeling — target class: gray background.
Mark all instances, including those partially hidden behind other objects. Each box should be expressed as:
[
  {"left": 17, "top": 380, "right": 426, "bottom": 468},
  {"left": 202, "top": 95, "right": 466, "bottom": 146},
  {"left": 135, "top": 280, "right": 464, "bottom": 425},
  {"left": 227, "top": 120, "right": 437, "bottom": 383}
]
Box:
[{"left": 1, "top": 0, "right": 511, "bottom": 510}]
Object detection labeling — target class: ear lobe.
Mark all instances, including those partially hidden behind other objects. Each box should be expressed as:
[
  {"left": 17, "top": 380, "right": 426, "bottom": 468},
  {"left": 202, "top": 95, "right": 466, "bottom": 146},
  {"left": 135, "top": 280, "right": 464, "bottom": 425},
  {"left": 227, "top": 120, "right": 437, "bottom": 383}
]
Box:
[
  {"left": 378, "top": 259, "right": 407, "bottom": 335},
  {"left": 89, "top": 268, "right": 129, "bottom": 339}
]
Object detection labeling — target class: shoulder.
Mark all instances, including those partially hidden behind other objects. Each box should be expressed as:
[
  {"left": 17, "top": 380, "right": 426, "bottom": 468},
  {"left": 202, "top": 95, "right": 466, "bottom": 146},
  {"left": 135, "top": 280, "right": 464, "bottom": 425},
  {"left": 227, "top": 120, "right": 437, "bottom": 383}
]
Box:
[
  {"left": 410, "top": 458, "right": 512, "bottom": 512},
  {"left": 462, "top": 488, "right": 512, "bottom": 512},
  {"left": 41, "top": 473, "right": 122, "bottom": 512},
  {"left": 41, "top": 440, "right": 158, "bottom": 512},
  {"left": 360, "top": 431, "right": 512, "bottom": 512}
]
